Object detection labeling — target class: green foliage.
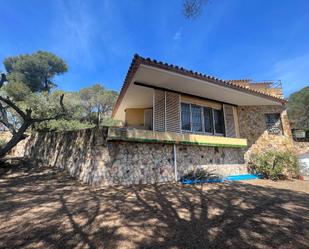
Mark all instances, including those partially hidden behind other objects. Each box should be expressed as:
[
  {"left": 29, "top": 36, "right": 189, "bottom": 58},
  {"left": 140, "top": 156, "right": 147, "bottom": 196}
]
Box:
[
  {"left": 287, "top": 86, "right": 309, "bottom": 130},
  {"left": 4, "top": 51, "right": 68, "bottom": 93},
  {"left": 0, "top": 51, "right": 69, "bottom": 135},
  {"left": 249, "top": 150, "right": 299, "bottom": 180},
  {"left": 79, "top": 84, "right": 118, "bottom": 125},
  {"left": 2, "top": 84, "right": 118, "bottom": 132},
  {"left": 181, "top": 168, "right": 220, "bottom": 181},
  {"left": 1, "top": 51, "right": 118, "bottom": 133},
  {"left": 100, "top": 117, "right": 120, "bottom": 127},
  {"left": 27, "top": 86, "right": 118, "bottom": 131},
  {"left": 34, "top": 119, "right": 93, "bottom": 132},
  {"left": 27, "top": 91, "right": 89, "bottom": 131},
  {"left": 2, "top": 81, "right": 32, "bottom": 101}
]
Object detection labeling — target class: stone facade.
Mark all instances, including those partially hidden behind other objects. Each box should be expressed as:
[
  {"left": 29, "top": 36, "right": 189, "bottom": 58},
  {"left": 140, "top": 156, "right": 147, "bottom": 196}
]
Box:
[
  {"left": 22, "top": 127, "right": 246, "bottom": 186},
  {"left": 294, "top": 142, "right": 309, "bottom": 155},
  {"left": 237, "top": 105, "right": 294, "bottom": 161},
  {"left": 0, "top": 131, "right": 29, "bottom": 157}
]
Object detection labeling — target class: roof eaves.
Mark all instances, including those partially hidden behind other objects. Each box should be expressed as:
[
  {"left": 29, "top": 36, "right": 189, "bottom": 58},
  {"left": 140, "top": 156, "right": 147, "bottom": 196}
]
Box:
[
  {"left": 136, "top": 55, "right": 286, "bottom": 104},
  {"left": 112, "top": 54, "right": 141, "bottom": 118},
  {"left": 112, "top": 54, "right": 287, "bottom": 118}
]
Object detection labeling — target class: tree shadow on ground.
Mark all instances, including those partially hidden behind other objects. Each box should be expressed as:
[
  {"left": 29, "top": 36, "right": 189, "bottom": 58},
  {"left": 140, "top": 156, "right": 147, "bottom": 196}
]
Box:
[{"left": 0, "top": 164, "right": 308, "bottom": 249}]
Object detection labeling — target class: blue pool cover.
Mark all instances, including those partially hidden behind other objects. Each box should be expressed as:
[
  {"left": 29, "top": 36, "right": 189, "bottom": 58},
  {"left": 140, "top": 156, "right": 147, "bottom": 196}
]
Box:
[
  {"left": 225, "top": 174, "right": 261, "bottom": 181},
  {"left": 181, "top": 174, "right": 261, "bottom": 185}
]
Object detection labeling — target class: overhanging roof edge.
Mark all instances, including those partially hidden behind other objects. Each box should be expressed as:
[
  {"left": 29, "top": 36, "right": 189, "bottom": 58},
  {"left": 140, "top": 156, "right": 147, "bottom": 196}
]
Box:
[{"left": 112, "top": 54, "right": 286, "bottom": 118}]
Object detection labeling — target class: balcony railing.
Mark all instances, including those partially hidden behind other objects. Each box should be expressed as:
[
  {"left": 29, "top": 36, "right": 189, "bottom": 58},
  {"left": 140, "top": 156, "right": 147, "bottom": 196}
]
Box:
[
  {"left": 108, "top": 127, "right": 247, "bottom": 148},
  {"left": 229, "top": 79, "right": 283, "bottom": 98}
]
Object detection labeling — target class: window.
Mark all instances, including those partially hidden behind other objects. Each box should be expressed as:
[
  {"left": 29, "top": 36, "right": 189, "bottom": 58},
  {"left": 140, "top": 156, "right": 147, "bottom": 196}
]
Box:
[
  {"left": 203, "top": 107, "right": 213, "bottom": 133},
  {"left": 181, "top": 103, "right": 191, "bottom": 131},
  {"left": 191, "top": 105, "right": 203, "bottom": 132},
  {"left": 265, "top": 113, "right": 282, "bottom": 135},
  {"left": 213, "top": 109, "right": 224, "bottom": 134},
  {"left": 181, "top": 102, "right": 225, "bottom": 135}
]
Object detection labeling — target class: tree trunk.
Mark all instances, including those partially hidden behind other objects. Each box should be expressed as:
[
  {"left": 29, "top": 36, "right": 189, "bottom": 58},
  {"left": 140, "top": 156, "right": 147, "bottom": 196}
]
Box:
[
  {"left": 0, "top": 121, "right": 31, "bottom": 158},
  {"left": 97, "top": 112, "right": 101, "bottom": 126}
]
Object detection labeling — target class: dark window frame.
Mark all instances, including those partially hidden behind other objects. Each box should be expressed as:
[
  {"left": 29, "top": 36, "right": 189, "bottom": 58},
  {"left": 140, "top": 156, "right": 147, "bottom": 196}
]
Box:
[
  {"left": 213, "top": 109, "right": 225, "bottom": 135},
  {"left": 191, "top": 104, "right": 203, "bottom": 132},
  {"left": 180, "top": 102, "right": 225, "bottom": 136},
  {"left": 181, "top": 103, "right": 191, "bottom": 131},
  {"left": 203, "top": 107, "right": 214, "bottom": 134},
  {"left": 265, "top": 113, "right": 283, "bottom": 135}
]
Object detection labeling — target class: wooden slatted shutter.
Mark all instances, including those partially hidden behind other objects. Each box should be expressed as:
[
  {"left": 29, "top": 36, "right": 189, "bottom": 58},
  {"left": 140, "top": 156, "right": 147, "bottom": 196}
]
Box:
[
  {"left": 224, "top": 104, "right": 237, "bottom": 138},
  {"left": 166, "top": 92, "right": 181, "bottom": 133},
  {"left": 154, "top": 90, "right": 165, "bottom": 132}
]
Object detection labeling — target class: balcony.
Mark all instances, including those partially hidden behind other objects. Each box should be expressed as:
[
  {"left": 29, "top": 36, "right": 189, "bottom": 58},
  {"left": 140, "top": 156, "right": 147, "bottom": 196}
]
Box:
[{"left": 107, "top": 127, "right": 247, "bottom": 148}]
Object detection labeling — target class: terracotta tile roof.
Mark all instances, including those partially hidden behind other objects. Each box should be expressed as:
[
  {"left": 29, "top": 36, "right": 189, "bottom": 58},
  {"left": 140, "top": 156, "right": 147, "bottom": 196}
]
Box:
[{"left": 112, "top": 54, "right": 286, "bottom": 118}]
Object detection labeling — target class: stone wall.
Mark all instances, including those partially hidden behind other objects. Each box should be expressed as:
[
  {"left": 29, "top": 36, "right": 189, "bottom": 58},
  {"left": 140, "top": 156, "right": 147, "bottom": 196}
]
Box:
[
  {"left": 294, "top": 142, "right": 309, "bottom": 155},
  {"left": 237, "top": 105, "right": 294, "bottom": 161},
  {"left": 23, "top": 127, "right": 246, "bottom": 186},
  {"left": 176, "top": 145, "right": 246, "bottom": 177},
  {"left": 0, "top": 131, "right": 30, "bottom": 157}
]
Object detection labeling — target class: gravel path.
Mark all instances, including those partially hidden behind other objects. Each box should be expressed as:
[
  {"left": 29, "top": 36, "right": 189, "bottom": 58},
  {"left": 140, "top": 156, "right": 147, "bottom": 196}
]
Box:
[{"left": 0, "top": 164, "right": 308, "bottom": 249}]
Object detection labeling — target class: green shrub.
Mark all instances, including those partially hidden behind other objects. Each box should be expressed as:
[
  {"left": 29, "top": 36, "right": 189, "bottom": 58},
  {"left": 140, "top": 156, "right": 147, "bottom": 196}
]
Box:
[
  {"left": 249, "top": 150, "right": 299, "bottom": 180},
  {"left": 34, "top": 119, "right": 93, "bottom": 132},
  {"left": 181, "top": 168, "right": 221, "bottom": 181}
]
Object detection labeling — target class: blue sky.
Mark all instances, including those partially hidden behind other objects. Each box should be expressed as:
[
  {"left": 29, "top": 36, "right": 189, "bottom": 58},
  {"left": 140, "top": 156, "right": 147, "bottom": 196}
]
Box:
[{"left": 1, "top": 0, "right": 308, "bottom": 97}]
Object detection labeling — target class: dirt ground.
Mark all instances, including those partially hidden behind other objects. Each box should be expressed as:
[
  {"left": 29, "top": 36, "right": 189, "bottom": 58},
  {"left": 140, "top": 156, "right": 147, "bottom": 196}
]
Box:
[{"left": 0, "top": 163, "right": 308, "bottom": 249}]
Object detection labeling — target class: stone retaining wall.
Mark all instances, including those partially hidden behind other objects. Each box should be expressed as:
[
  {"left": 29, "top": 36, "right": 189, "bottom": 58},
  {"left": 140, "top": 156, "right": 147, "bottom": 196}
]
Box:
[
  {"left": 23, "top": 127, "right": 246, "bottom": 186},
  {"left": 6, "top": 104, "right": 297, "bottom": 186}
]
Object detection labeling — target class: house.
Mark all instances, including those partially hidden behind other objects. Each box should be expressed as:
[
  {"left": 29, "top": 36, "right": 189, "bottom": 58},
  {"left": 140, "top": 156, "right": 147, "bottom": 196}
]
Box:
[
  {"left": 23, "top": 54, "right": 295, "bottom": 186},
  {"left": 108, "top": 54, "right": 294, "bottom": 181}
]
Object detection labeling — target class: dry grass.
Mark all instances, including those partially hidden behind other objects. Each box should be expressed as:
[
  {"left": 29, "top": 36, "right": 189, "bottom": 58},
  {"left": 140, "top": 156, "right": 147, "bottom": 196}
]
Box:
[{"left": 0, "top": 163, "right": 308, "bottom": 249}]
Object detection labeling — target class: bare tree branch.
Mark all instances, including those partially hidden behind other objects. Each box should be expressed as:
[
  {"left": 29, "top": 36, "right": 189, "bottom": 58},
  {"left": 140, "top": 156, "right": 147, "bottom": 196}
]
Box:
[
  {"left": 183, "top": 0, "right": 208, "bottom": 19},
  {"left": 0, "top": 102, "right": 17, "bottom": 135},
  {"left": 24, "top": 94, "right": 65, "bottom": 122},
  {"left": 31, "top": 114, "right": 64, "bottom": 123},
  {"left": 0, "top": 73, "right": 7, "bottom": 88},
  {"left": 59, "top": 94, "right": 65, "bottom": 113},
  {"left": 0, "top": 96, "right": 28, "bottom": 120}
]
